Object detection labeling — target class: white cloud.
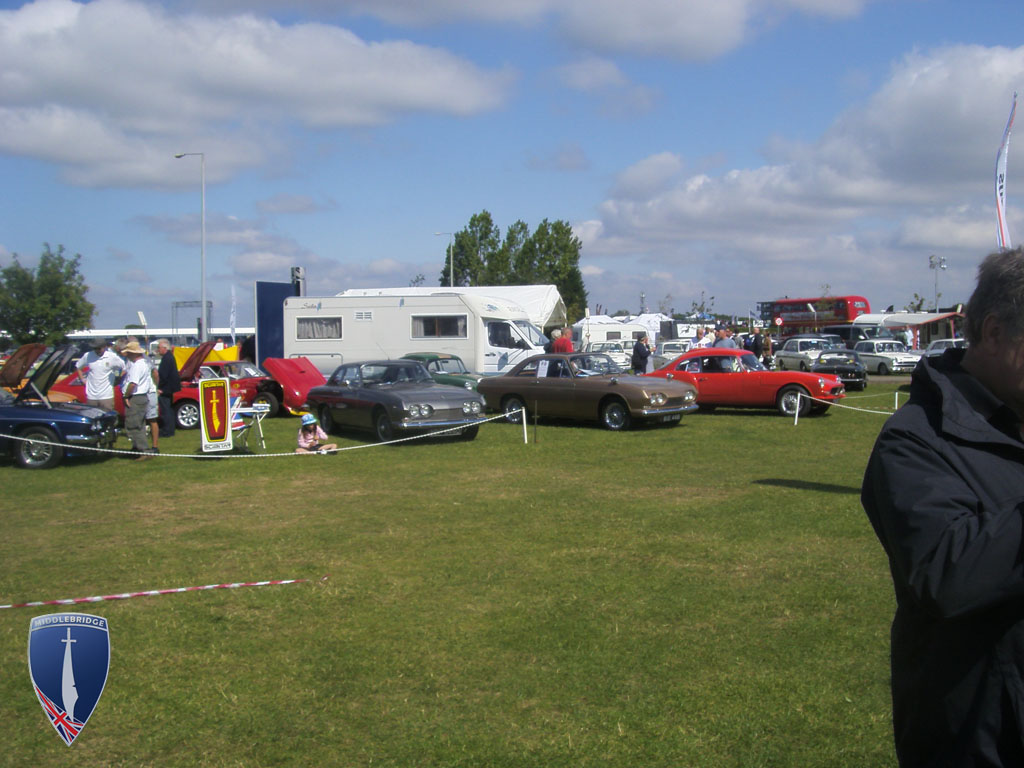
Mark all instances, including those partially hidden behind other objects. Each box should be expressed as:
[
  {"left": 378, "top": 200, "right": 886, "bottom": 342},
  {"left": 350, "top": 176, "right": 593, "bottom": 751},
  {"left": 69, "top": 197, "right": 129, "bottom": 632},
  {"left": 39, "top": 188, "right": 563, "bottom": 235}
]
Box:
[
  {"left": 578, "top": 43, "right": 1024, "bottom": 312},
  {"left": 0, "top": 0, "right": 513, "bottom": 187},
  {"left": 526, "top": 143, "right": 589, "bottom": 172},
  {"left": 556, "top": 56, "right": 628, "bottom": 92}
]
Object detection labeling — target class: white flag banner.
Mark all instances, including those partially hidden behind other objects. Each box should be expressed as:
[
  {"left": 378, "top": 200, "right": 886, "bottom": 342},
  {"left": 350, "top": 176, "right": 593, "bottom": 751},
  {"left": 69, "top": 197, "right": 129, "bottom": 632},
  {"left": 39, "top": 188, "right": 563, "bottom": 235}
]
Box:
[
  {"left": 995, "top": 92, "right": 1017, "bottom": 250},
  {"left": 230, "top": 284, "right": 237, "bottom": 346}
]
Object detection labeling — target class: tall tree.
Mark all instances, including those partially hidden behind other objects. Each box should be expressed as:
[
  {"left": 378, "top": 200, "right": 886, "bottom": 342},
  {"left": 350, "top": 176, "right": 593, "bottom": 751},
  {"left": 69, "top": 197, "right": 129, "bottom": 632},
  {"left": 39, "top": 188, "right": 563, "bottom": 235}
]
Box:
[
  {"left": 0, "top": 244, "right": 94, "bottom": 344},
  {"left": 440, "top": 211, "right": 589, "bottom": 322}
]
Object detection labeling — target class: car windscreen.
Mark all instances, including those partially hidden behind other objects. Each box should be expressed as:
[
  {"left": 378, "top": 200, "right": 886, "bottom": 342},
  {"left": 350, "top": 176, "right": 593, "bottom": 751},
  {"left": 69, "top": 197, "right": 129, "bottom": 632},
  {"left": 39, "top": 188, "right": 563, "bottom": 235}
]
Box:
[
  {"left": 362, "top": 363, "right": 432, "bottom": 384},
  {"left": 513, "top": 320, "right": 547, "bottom": 347},
  {"left": 738, "top": 353, "right": 765, "bottom": 371},
  {"left": 569, "top": 354, "right": 623, "bottom": 375},
  {"left": 435, "top": 358, "right": 469, "bottom": 374}
]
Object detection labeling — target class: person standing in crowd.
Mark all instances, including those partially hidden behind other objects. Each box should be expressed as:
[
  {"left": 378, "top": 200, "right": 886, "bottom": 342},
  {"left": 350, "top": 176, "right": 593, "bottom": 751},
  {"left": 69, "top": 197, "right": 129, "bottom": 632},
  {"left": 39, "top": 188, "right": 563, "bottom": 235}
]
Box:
[
  {"left": 863, "top": 248, "right": 1024, "bottom": 766},
  {"left": 712, "top": 326, "right": 738, "bottom": 348},
  {"left": 552, "top": 326, "right": 574, "bottom": 354},
  {"left": 156, "top": 338, "right": 180, "bottom": 438},
  {"left": 631, "top": 334, "right": 651, "bottom": 374},
  {"left": 75, "top": 338, "right": 125, "bottom": 410},
  {"left": 120, "top": 341, "right": 155, "bottom": 459},
  {"left": 749, "top": 327, "right": 765, "bottom": 360}
]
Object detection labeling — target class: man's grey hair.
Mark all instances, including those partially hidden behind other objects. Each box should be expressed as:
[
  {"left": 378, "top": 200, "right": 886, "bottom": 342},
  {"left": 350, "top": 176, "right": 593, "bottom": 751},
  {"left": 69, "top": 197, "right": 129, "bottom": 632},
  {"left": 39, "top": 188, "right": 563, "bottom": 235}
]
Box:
[
  {"left": 156, "top": 338, "right": 171, "bottom": 349},
  {"left": 965, "top": 247, "right": 1024, "bottom": 343}
]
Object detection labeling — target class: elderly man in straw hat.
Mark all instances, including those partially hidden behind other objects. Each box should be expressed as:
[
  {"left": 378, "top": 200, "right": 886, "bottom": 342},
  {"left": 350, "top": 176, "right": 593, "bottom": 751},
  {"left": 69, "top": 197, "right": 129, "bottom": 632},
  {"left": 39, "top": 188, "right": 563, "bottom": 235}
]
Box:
[{"left": 120, "top": 340, "right": 155, "bottom": 459}]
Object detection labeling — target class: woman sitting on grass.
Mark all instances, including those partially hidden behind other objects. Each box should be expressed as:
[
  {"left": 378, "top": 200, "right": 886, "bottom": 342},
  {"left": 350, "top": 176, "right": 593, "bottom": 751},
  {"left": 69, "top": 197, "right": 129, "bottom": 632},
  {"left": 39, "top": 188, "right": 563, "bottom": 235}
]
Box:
[{"left": 295, "top": 413, "right": 338, "bottom": 454}]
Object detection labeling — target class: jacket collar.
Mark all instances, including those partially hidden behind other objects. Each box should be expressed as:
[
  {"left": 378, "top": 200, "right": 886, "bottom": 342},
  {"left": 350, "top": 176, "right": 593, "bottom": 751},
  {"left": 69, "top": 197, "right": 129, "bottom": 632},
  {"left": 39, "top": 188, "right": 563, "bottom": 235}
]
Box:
[{"left": 913, "top": 348, "right": 1023, "bottom": 447}]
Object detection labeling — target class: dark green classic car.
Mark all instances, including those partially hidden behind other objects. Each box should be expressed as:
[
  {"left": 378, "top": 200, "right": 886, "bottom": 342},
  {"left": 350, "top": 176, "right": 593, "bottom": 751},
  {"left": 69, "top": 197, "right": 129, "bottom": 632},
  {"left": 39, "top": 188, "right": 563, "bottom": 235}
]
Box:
[{"left": 401, "top": 353, "right": 482, "bottom": 391}]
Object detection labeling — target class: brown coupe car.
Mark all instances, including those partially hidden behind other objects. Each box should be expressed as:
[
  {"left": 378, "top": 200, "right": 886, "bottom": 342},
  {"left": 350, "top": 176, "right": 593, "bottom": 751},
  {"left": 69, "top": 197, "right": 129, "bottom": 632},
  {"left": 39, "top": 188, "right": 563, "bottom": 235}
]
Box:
[{"left": 477, "top": 353, "right": 698, "bottom": 430}]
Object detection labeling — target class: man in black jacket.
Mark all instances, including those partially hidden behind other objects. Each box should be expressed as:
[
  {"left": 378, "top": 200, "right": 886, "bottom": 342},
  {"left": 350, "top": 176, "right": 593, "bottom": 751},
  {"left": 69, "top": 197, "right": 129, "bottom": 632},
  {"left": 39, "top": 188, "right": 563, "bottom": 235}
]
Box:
[
  {"left": 863, "top": 248, "right": 1024, "bottom": 766},
  {"left": 156, "top": 338, "right": 181, "bottom": 438}
]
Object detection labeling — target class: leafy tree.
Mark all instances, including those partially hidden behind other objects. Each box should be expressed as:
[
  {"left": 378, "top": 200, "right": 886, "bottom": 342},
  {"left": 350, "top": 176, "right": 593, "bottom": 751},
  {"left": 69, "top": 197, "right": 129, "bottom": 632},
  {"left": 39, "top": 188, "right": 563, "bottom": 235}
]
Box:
[
  {"left": 0, "top": 244, "right": 94, "bottom": 345},
  {"left": 904, "top": 293, "right": 928, "bottom": 312},
  {"left": 440, "top": 210, "right": 589, "bottom": 322},
  {"left": 409, "top": 273, "right": 426, "bottom": 287}
]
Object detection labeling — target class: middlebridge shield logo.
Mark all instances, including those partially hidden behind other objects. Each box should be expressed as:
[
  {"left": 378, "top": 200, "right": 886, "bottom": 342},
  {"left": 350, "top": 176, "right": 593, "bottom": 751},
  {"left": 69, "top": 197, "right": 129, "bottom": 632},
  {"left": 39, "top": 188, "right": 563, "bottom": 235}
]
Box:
[{"left": 28, "top": 613, "right": 110, "bottom": 746}]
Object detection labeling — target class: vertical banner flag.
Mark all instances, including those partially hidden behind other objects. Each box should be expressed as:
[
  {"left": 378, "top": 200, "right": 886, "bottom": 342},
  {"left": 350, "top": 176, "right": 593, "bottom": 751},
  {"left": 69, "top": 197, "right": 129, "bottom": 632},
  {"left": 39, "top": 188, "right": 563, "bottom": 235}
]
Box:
[
  {"left": 230, "top": 283, "right": 237, "bottom": 347},
  {"left": 199, "top": 378, "right": 233, "bottom": 452},
  {"left": 28, "top": 614, "right": 110, "bottom": 746},
  {"left": 995, "top": 92, "right": 1017, "bottom": 250}
]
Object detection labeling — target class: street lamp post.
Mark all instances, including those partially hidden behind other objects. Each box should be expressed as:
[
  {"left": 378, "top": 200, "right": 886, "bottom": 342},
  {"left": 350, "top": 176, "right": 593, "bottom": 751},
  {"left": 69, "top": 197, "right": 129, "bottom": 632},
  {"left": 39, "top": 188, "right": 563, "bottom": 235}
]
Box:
[
  {"left": 175, "top": 152, "right": 207, "bottom": 341},
  {"left": 928, "top": 254, "right": 947, "bottom": 311},
  {"left": 435, "top": 232, "right": 454, "bottom": 287}
]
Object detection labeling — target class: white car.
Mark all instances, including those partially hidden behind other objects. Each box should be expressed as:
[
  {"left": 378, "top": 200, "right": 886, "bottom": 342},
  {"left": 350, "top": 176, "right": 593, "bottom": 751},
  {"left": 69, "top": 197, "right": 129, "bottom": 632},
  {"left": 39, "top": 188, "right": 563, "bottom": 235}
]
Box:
[
  {"left": 584, "top": 341, "right": 631, "bottom": 368},
  {"left": 774, "top": 337, "right": 834, "bottom": 371},
  {"left": 922, "top": 338, "right": 967, "bottom": 358},
  {"left": 655, "top": 340, "right": 692, "bottom": 358},
  {"left": 853, "top": 340, "right": 919, "bottom": 375}
]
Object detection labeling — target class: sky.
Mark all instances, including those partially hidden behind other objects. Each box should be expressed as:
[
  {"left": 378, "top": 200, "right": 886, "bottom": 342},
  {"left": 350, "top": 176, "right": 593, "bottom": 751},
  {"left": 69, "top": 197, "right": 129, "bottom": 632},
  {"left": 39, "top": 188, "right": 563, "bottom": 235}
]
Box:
[{"left": 1, "top": 0, "right": 1023, "bottom": 331}]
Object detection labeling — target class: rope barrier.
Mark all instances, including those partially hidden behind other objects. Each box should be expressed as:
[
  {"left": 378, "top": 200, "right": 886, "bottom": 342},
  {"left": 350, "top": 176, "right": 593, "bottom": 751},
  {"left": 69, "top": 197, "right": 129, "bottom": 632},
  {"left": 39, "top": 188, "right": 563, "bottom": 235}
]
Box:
[
  {"left": 0, "top": 410, "right": 524, "bottom": 460},
  {"left": 1, "top": 578, "right": 308, "bottom": 610},
  {"left": 793, "top": 392, "right": 900, "bottom": 425}
]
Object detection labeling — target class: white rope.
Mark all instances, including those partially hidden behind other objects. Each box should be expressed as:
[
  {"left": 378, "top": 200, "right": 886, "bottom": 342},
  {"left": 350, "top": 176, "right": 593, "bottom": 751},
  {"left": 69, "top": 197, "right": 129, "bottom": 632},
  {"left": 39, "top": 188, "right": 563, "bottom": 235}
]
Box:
[
  {"left": 0, "top": 410, "right": 520, "bottom": 460},
  {"left": 793, "top": 392, "right": 898, "bottom": 425}
]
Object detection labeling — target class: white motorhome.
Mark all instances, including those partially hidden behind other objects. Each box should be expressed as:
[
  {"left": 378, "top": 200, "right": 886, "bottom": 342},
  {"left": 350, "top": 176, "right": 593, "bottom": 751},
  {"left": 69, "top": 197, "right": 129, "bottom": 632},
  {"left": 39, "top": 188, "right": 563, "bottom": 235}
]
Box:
[
  {"left": 282, "top": 292, "right": 548, "bottom": 375},
  {"left": 573, "top": 316, "right": 648, "bottom": 350}
]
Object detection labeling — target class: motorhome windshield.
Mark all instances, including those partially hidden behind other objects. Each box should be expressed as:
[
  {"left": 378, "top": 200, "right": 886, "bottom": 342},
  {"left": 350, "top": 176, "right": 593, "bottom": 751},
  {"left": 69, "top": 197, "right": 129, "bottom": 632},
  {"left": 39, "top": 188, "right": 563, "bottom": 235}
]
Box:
[
  {"left": 513, "top": 320, "right": 548, "bottom": 347},
  {"left": 864, "top": 327, "right": 895, "bottom": 339}
]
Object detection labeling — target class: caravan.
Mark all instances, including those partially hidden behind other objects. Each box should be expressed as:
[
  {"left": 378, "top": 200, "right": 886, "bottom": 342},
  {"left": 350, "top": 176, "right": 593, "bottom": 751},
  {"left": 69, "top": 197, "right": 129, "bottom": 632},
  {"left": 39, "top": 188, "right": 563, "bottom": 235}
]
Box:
[{"left": 282, "top": 292, "right": 548, "bottom": 375}]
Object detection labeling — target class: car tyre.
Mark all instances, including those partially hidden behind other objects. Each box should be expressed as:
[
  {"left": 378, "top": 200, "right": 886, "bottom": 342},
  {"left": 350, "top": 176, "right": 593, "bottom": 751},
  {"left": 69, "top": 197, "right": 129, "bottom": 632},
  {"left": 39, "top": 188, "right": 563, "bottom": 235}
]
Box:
[
  {"left": 600, "top": 398, "right": 632, "bottom": 431},
  {"left": 319, "top": 405, "right": 334, "bottom": 433},
  {"left": 799, "top": 361, "right": 809, "bottom": 372},
  {"left": 175, "top": 400, "right": 200, "bottom": 429},
  {"left": 15, "top": 426, "right": 64, "bottom": 469},
  {"left": 776, "top": 385, "right": 811, "bottom": 417},
  {"left": 252, "top": 390, "right": 280, "bottom": 418},
  {"left": 502, "top": 395, "right": 527, "bottom": 424},
  {"left": 877, "top": 362, "right": 890, "bottom": 376},
  {"left": 374, "top": 409, "right": 395, "bottom": 443},
  {"left": 776, "top": 359, "right": 785, "bottom": 370}
]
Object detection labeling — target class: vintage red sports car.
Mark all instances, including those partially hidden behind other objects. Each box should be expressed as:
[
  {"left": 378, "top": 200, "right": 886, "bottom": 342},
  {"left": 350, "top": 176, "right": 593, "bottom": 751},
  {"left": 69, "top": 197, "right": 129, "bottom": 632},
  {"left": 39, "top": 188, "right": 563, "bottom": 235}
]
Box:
[{"left": 646, "top": 347, "right": 845, "bottom": 416}]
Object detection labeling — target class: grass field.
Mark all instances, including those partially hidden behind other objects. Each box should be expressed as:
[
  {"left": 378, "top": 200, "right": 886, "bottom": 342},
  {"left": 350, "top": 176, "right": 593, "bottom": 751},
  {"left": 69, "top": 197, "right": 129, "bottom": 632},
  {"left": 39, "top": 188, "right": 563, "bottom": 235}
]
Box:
[{"left": 0, "top": 384, "right": 903, "bottom": 766}]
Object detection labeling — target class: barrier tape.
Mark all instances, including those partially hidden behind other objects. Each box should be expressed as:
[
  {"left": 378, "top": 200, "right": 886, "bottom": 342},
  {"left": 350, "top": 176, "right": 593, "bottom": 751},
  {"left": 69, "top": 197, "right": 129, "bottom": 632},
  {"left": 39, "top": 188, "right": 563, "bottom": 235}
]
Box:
[
  {"left": 1, "top": 578, "right": 307, "bottom": 610},
  {"left": 0, "top": 410, "right": 522, "bottom": 460},
  {"left": 793, "top": 392, "right": 900, "bottom": 425}
]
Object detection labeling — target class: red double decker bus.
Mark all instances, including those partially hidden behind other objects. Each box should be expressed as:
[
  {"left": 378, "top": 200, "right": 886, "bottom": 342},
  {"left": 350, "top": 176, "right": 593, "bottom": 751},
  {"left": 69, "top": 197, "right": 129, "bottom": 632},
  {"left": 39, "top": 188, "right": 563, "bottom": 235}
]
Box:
[{"left": 758, "top": 296, "right": 870, "bottom": 335}]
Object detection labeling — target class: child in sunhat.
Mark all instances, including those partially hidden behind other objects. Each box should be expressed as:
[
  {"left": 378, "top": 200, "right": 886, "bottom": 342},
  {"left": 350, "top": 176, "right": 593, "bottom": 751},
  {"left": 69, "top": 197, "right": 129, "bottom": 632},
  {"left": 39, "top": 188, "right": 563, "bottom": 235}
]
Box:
[{"left": 295, "top": 413, "right": 337, "bottom": 454}]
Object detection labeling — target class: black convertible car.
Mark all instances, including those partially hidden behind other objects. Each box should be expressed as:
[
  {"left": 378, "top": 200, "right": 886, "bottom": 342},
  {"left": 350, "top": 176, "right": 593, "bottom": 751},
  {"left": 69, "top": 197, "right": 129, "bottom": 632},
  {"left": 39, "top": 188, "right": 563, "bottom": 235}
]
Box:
[
  {"left": 811, "top": 350, "right": 868, "bottom": 391},
  {"left": 0, "top": 346, "right": 119, "bottom": 468},
  {"left": 306, "top": 359, "right": 485, "bottom": 443}
]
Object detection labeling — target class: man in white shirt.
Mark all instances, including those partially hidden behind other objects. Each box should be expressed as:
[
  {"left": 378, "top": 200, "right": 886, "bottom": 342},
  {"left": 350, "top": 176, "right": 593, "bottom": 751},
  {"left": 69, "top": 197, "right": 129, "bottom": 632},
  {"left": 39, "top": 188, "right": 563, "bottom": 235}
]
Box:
[
  {"left": 121, "top": 341, "right": 155, "bottom": 458},
  {"left": 75, "top": 339, "right": 125, "bottom": 410}
]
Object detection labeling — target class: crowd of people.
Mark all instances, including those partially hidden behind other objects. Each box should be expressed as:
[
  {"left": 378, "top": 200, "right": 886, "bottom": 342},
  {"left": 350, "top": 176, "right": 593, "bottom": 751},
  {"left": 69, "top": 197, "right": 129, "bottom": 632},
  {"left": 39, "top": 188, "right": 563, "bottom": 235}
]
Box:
[{"left": 74, "top": 336, "right": 180, "bottom": 461}]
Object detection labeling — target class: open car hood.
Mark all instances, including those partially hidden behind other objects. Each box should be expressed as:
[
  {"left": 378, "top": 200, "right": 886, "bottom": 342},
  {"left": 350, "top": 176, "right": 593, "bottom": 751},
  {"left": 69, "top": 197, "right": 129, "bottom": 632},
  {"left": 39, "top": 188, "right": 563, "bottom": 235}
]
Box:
[
  {"left": 15, "top": 346, "right": 77, "bottom": 403},
  {"left": 262, "top": 357, "right": 326, "bottom": 409},
  {"left": 177, "top": 341, "right": 217, "bottom": 381},
  {"left": 0, "top": 343, "right": 48, "bottom": 387}
]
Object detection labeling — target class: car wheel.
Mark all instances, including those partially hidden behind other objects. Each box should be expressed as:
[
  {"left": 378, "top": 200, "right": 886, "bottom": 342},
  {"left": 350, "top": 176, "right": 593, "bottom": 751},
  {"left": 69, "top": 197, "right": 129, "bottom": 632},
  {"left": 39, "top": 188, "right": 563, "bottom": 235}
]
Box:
[
  {"left": 502, "top": 395, "right": 527, "bottom": 424},
  {"left": 14, "top": 426, "right": 64, "bottom": 469},
  {"left": 600, "top": 398, "right": 632, "bottom": 431},
  {"left": 776, "top": 385, "right": 811, "bottom": 417},
  {"left": 252, "top": 390, "right": 280, "bottom": 418},
  {"left": 776, "top": 359, "right": 785, "bottom": 370},
  {"left": 175, "top": 400, "right": 200, "bottom": 429},
  {"left": 458, "top": 424, "right": 479, "bottom": 441},
  {"left": 318, "top": 405, "right": 334, "bottom": 433},
  {"left": 877, "top": 362, "right": 890, "bottom": 376},
  {"left": 374, "top": 409, "right": 394, "bottom": 443},
  {"left": 799, "top": 361, "right": 809, "bottom": 372}
]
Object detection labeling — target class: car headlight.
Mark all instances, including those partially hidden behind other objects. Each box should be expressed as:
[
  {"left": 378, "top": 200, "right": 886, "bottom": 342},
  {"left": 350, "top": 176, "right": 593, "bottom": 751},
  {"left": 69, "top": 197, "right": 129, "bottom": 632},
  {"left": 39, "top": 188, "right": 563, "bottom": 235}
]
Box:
[
  {"left": 817, "top": 378, "right": 826, "bottom": 389},
  {"left": 407, "top": 404, "right": 421, "bottom": 418},
  {"left": 683, "top": 390, "right": 696, "bottom": 403},
  {"left": 464, "top": 381, "right": 473, "bottom": 390},
  {"left": 649, "top": 392, "right": 667, "bottom": 406},
  {"left": 462, "top": 401, "right": 482, "bottom": 414},
  {"left": 408, "top": 404, "right": 433, "bottom": 418}
]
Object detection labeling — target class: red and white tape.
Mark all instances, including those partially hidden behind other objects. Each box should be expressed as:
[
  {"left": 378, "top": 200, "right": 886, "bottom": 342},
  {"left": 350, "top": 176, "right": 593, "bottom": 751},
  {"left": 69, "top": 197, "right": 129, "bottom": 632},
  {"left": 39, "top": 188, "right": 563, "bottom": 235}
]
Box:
[{"left": 1, "top": 578, "right": 308, "bottom": 610}]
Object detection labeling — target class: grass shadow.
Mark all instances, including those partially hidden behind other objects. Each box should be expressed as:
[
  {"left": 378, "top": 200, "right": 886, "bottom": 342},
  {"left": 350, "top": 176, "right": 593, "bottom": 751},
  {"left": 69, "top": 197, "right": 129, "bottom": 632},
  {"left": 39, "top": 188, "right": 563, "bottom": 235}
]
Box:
[{"left": 753, "top": 477, "right": 861, "bottom": 494}]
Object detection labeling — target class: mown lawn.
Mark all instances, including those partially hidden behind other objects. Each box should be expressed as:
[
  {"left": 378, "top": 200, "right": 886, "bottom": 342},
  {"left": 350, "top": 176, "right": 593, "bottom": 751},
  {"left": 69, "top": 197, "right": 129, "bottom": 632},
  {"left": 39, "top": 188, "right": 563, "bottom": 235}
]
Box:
[{"left": 0, "top": 384, "right": 902, "bottom": 766}]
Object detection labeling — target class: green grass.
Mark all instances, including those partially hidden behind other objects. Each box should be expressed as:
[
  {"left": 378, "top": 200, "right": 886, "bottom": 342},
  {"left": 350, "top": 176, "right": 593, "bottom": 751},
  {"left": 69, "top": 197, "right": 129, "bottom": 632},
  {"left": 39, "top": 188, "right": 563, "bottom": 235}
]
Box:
[{"left": 0, "top": 385, "right": 902, "bottom": 766}]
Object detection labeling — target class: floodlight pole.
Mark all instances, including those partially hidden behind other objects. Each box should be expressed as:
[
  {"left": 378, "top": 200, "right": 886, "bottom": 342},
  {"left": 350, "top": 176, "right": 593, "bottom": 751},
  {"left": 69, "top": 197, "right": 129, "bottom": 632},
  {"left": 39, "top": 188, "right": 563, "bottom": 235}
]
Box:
[{"left": 175, "top": 152, "right": 207, "bottom": 341}]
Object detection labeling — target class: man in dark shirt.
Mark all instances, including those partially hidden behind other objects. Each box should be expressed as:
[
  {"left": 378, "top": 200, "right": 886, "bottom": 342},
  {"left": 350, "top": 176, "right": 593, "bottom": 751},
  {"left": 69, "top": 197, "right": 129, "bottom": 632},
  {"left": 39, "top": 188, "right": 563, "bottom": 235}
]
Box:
[
  {"left": 156, "top": 338, "right": 181, "bottom": 438},
  {"left": 862, "top": 248, "right": 1024, "bottom": 766}
]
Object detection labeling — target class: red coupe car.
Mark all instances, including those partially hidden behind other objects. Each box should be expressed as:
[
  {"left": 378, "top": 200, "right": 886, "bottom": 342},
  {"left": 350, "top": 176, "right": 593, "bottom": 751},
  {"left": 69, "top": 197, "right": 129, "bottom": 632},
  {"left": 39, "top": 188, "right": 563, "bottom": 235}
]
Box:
[{"left": 647, "top": 347, "right": 845, "bottom": 416}]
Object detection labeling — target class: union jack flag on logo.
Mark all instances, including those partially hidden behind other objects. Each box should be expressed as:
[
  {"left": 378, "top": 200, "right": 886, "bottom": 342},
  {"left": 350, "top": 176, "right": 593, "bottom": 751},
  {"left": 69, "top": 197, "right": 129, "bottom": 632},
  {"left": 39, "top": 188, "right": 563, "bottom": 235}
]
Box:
[{"left": 28, "top": 613, "right": 110, "bottom": 746}]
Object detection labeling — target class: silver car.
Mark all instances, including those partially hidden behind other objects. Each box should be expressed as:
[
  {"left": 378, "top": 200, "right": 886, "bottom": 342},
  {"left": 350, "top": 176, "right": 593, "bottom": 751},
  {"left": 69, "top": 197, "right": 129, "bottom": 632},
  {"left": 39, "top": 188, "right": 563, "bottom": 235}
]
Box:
[
  {"left": 774, "top": 337, "right": 834, "bottom": 371},
  {"left": 853, "top": 340, "right": 919, "bottom": 375}
]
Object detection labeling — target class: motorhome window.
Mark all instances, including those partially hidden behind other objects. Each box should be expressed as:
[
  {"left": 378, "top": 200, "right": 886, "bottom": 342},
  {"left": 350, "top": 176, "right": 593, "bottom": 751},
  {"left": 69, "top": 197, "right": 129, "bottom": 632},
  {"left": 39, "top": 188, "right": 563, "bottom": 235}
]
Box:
[
  {"left": 512, "top": 320, "right": 546, "bottom": 346},
  {"left": 297, "top": 316, "right": 342, "bottom": 340},
  {"left": 488, "top": 321, "right": 517, "bottom": 349},
  {"left": 412, "top": 315, "right": 467, "bottom": 338},
  {"left": 606, "top": 332, "right": 622, "bottom": 340}
]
